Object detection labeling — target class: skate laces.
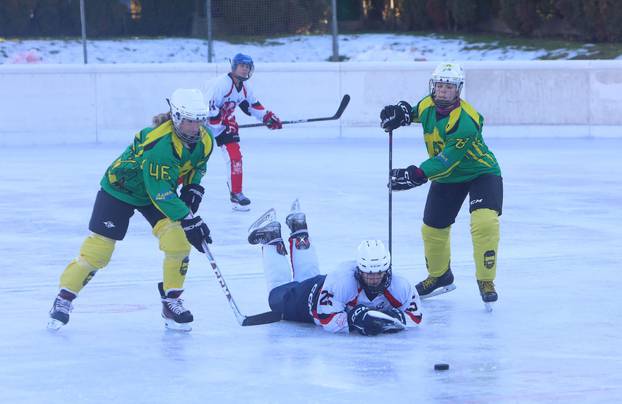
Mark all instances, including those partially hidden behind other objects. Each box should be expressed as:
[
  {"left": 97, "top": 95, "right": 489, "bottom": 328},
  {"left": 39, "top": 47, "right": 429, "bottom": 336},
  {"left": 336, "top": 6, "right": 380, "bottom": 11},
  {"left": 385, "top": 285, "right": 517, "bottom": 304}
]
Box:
[
  {"left": 53, "top": 297, "right": 73, "bottom": 314},
  {"left": 164, "top": 297, "right": 187, "bottom": 315},
  {"left": 422, "top": 276, "right": 438, "bottom": 289},
  {"left": 479, "top": 281, "right": 495, "bottom": 293}
]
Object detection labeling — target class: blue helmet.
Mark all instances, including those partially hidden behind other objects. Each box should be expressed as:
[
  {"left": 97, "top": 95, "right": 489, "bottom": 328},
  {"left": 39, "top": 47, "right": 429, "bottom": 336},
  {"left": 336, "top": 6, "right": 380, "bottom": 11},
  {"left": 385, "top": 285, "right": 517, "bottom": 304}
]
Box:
[{"left": 231, "top": 53, "right": 254, "bottom": 81}]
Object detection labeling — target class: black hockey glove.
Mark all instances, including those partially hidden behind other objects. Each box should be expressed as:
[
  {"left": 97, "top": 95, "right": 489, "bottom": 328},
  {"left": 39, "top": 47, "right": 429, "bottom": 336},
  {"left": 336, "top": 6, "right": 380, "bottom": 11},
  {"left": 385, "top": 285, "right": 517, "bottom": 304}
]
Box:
[
  {"left": 179, "top": 184, "right": 204, "bottom": 214},
  {"left": 390, "top": 165, "right": 428, "bottom": 191},
  {"left": 382, "top": 307, "right": 407, "bottom": 326},
  {"left": 347, "top": 304, "right": 384, "bottom": 336},
  {"left": 380, "top": 101, "right": 412, "bottom": 132},
  {"left": 181, "top": 216, "right": 212, "bottom": 253}
]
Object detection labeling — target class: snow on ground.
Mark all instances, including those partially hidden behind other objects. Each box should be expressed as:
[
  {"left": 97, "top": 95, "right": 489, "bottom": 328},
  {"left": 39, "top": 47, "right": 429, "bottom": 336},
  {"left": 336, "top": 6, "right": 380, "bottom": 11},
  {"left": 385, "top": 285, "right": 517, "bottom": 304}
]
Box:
[
  {"left": 1, "top": 135, "right": 621, "bottom": 403},
  {"left": 0, "top": 33, "right": 600, "bottom": 64}
]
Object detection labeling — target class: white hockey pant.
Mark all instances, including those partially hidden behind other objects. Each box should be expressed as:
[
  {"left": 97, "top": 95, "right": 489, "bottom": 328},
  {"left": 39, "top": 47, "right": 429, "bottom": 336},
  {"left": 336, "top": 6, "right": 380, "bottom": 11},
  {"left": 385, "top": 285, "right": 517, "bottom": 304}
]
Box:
[{"left": 262, "top": 241, "right": 320, "bottom": 292}]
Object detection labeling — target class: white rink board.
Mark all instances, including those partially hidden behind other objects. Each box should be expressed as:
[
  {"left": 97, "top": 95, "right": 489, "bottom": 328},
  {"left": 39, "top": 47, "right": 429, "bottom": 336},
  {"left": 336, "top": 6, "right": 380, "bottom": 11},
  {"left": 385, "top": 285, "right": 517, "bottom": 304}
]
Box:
[{"left": 1, "top": 61, "right": 622, "bottom": 145}]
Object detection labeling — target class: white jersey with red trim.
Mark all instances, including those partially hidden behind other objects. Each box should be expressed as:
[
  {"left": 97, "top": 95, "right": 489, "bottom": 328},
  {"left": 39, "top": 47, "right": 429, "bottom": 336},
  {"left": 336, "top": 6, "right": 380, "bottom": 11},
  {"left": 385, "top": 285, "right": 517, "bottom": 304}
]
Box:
[
  {"left": 312, "top": 261, "right": 423, "bottom": 333},
  {"left": 205, "top": 73, "right": 267, "bottom": 136}
]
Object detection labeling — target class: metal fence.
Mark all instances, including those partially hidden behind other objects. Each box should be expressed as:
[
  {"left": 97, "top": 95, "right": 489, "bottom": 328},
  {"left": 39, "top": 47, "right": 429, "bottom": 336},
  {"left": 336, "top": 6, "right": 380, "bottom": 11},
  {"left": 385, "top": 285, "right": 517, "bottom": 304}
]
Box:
[{"left": 74, "top": 0, "right": 340, "bottom": 64}]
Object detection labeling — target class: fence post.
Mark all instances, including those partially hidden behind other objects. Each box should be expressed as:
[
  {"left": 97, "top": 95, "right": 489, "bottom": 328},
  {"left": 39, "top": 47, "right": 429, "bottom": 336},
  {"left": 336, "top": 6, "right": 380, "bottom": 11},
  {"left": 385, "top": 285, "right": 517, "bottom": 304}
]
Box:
[
  {"left": 80, "top": 0, "right": 88, "bottom": 64},
  {"left": 206, "top": 0, "right": 213, "bottom": 63},
  {"left": 330, "top": 0, "right": 339, "bottom": 61}
]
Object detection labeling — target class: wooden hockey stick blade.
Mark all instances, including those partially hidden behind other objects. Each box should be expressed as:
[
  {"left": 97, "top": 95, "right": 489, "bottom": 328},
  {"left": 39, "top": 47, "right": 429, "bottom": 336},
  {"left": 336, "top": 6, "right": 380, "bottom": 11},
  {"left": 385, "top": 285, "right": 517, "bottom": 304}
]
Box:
[
  {"left": 239, "top": 94, "right": 350, "bottom": 128},
  {"left": 241, "top": 310, "right": 283, "bottom": 326}
]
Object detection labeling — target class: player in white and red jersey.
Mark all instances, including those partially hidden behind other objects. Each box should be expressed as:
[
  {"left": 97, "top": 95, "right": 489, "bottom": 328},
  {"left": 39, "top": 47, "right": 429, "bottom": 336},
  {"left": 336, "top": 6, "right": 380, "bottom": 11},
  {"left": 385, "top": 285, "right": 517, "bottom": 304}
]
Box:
[
  {"left": 205, "top": 53, "right": 282, "bottom": 211},
  {"left": 247, "top": 201, "right": 423, "bottom": 336}
]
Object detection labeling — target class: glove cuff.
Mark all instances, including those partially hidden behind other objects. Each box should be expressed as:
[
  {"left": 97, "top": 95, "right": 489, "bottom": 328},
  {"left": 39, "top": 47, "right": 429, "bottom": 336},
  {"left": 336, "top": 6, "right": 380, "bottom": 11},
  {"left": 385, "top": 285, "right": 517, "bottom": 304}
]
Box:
[{"left": 397, "top": 101, "right": 412, "bottom": 125}]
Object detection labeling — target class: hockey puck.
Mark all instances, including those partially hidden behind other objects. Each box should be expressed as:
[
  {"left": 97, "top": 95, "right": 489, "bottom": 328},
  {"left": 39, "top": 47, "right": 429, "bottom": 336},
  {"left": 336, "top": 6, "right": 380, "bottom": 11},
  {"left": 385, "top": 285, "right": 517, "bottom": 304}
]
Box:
[{"left": 434, "top": 363, "right": 449, "bottom": 371}]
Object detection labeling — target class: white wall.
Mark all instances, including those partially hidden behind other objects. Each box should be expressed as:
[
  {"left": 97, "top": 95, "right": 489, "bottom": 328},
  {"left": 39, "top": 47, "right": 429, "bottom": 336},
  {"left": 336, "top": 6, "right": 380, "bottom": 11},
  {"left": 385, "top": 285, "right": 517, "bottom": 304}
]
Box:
[{"left": 1, "top": 60, "right": 621, "bottom": 145}]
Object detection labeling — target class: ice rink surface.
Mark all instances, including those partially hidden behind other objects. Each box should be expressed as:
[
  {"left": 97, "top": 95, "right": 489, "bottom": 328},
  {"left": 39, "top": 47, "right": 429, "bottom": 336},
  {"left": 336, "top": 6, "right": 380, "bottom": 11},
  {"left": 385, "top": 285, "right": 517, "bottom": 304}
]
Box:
[{"left": 1, "top": 134, "right": 621, "bottom": 403}]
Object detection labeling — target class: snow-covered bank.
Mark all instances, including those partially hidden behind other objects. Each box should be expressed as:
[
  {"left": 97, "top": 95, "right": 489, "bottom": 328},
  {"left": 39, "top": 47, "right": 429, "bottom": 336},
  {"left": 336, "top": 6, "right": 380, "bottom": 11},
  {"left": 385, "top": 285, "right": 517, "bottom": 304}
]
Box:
[{"left": 0, "top": 34, "right": 605, "bottom": 65}]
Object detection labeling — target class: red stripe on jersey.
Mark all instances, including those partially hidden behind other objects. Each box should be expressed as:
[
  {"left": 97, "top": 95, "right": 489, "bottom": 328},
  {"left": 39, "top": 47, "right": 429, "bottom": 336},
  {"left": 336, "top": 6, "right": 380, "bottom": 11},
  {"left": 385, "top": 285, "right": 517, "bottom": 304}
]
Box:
[
  {"left": 383, "top": 289, "right": 403, "bottom": 308},
  {"left": 224, "top": 82, "right": 234, "bottom": 98},
  {"left": 312, "top": 310, "right": 337, "bottom": 325},
  {"left": 406, "top": 311, "right": 422, "bottom": 324}
]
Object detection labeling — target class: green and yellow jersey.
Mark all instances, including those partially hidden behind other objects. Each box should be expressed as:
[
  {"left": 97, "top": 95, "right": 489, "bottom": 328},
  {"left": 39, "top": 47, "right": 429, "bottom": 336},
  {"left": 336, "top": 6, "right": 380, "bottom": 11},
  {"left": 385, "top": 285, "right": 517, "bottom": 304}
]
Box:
[
  {"left": 100, "top": 121, "right": 214, "bottom": 221},
  {"left": 410, "top": 96, "right": 501, "bottom": 183}
]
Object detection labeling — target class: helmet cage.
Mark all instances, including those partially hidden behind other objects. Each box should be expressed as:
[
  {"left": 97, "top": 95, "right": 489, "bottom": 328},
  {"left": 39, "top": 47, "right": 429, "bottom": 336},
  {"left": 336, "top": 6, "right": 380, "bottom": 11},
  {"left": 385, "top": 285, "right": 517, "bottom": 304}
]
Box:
[
  {"left": 355, "top": 240, "right": 392, "bottom": 298},
  {"left": 355, "top": 267, "right": 392, "bottom": 298},
  {"left": 168, "top": 91, "right": 209, "bottom": 144},
  {"left": 429, "top": 63, "right": 464, "bottom": 108}
]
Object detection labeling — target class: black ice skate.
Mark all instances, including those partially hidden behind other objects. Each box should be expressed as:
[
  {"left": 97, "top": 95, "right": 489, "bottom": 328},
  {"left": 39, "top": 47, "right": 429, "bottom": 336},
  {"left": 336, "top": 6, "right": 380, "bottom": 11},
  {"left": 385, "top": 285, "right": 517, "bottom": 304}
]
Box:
[
  {"left": 415, "top": 268, "right": 456, "bottom": 300},
  {"left": 230, "top": 192, "right": 251, "bottom": 211},
  {"left": 158, "top": 282, "right": 193, "bottom": 332},
  {"left": 47, "top": 289, "right": 76, "bottom": 331},
  {"left": 285, "top": 199, "right": 309, "bottom": 249},
  {"left": 248, "top": 220, "right": 282, "bottom": 245},
  {"left": 477, "top": 280, "right": 498, "bottom": 312},
  {"left": 248, "top": 208, "right": 287, "bottom": 254}
]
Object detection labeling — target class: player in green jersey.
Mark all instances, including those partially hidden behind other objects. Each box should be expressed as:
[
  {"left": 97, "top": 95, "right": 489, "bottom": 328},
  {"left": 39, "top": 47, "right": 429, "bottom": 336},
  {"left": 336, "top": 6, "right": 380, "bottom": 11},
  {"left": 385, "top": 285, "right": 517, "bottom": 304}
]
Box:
[
  {"left": 380, "top": 62, "right": 503, "bottom": 309},
  {"left": 48, "top": 89, "right": 214, "bottom": 331}
]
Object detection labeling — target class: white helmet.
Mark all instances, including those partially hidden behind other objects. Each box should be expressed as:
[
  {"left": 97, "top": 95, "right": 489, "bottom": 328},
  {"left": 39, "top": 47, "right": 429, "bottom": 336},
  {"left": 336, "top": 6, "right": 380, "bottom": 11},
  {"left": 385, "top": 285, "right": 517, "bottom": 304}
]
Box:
[
  {"left": 168, "top": 88, "right": 209, "bottom": 143},
  {"left": 355, "top": 240, "right": 392, "bottom": 297},
  {"left": 429, "top": 62, "right": 464, "bottom": 106}
]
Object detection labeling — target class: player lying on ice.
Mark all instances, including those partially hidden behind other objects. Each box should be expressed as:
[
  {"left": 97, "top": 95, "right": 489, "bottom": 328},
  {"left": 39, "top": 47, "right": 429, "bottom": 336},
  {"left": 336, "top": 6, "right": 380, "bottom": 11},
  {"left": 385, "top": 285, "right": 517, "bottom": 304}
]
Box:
[{"left": 248, "top": 201, "right": 423, "bottom": 336}]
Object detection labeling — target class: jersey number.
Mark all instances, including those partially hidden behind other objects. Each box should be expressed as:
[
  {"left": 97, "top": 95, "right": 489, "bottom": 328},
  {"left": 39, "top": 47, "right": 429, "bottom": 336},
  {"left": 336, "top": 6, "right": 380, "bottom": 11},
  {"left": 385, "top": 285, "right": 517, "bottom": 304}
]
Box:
[
  {"left": 148, "top": 163, "right": 171, "bottom": 181},
  {"left": 319, "top": 291, "right": 334, "bottom": 306},
  {"left": 407, "top": 296, "right": 418, "bottom": 313}
]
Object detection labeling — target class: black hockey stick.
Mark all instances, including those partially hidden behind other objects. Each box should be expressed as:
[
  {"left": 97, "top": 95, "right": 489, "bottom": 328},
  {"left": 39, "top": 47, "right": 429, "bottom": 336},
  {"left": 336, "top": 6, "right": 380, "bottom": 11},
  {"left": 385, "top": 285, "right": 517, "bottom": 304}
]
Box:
[
  {"left": 388, "top": 129, "right": 393, "bottom": 255},
  {"left": 201, "top": 240, "right": 282, "bottom": 326},
  {"left": 238, "top": 94, "right": 350, "bottom": 128}
]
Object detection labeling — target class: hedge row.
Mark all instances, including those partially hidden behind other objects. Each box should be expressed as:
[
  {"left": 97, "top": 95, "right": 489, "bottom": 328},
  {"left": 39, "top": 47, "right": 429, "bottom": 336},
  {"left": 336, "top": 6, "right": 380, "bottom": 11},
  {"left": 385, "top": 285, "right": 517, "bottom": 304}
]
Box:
[{"left": 1, "top": 0, "right": 621, "bottom": 42}]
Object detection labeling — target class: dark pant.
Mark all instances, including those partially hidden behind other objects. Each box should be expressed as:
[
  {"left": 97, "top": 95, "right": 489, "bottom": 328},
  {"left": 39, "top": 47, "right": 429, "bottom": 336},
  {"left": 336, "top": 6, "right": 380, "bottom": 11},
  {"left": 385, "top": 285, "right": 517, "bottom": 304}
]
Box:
[
  {"left": 88, "top": 189, "right": 166, "bottom": 240},
  {"left": 268, "top": 275, "right": 326, "bottom": 323},
  {"left": 423, "top": 174, "right": 503, "bottom": 229}
]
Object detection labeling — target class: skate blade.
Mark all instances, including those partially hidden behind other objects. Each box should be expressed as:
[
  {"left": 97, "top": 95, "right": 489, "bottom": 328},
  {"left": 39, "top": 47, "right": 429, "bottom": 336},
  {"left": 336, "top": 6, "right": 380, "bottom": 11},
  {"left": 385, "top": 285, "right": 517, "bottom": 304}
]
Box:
[
  {"left": 248, "top": 208, "right": 277, "bottom": 232},
  {"left": 232, "top": 203, "right": 251, "bottom": 212},
  {"left": 289, "top": 198, "right": 300, "bottom": 213},
  {"left": 164, "top": 319, "right": 192, "bottom": 332},
  {"left": 484, "top": 302, "right": 494, "bottom": 312},
  {"left": 420, "top": 284, "right": 456, "bottom": 300},
  {"left": 47, "top": 318, "right": 65, "bottom": 331}
]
